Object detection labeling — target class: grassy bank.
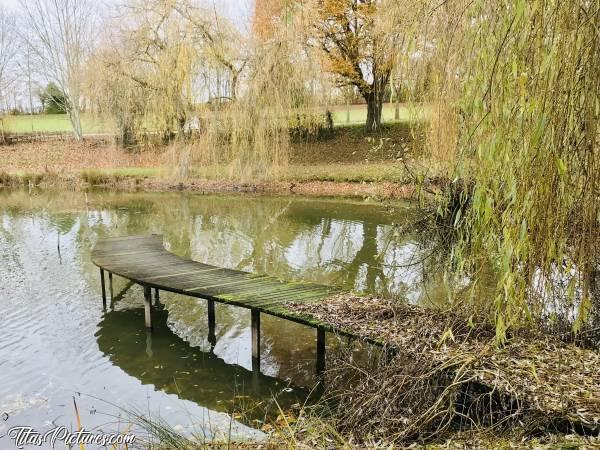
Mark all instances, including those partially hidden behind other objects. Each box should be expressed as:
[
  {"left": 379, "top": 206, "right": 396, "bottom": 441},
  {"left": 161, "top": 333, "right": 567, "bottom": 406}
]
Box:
[
  {"left": 0, "top": 168, "right": 417, "bottom": 201},
  {"left": 0, "top": 122, "right": 425, "bottom": 198}
]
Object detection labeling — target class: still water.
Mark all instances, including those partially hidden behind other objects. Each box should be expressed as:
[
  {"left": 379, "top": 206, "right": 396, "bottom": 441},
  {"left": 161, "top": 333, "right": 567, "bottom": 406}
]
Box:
[{"left": 0, "top": 189, "right": 434, "bottom": 443}]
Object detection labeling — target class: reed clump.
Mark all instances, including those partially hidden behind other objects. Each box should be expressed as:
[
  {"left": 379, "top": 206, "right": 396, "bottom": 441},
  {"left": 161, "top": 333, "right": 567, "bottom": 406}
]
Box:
[{"left": 0, "top": 171, "right": 61, "bottom": 187}]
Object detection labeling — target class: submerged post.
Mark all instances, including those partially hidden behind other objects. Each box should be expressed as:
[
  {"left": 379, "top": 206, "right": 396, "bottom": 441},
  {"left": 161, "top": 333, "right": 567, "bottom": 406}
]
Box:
[
  {"left": 208, "top": 300, "right": 216, "bottom": 349},
  {"left": 100, "top": 269, "right": 107, "bottom": 309},
  {"left": 145, "top": 329, "right": 153, "bottom": 358},
  {"left": 316, "top": 327, "right": 326, "bottom": 375},
  {"left": 143, "top": 285, "right": 153, "bottom": 330},
  {"left": 251, "top": 309, "right": 260, "bottom": 373}
]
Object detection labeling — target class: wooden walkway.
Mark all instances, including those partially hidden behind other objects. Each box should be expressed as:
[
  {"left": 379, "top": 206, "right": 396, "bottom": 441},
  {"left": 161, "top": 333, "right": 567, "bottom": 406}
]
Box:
[{"left": 92, "top": 234, "right": 340, "bottom": 373}]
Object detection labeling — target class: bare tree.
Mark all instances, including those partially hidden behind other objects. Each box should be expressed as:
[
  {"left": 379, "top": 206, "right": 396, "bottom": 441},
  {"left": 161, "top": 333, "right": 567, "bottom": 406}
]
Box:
[
  {"left": 18, "top": 0, "right": 96, "bottom": 139},
  {"left": 0, "top": 6, "right": 18, "bottom": 113},
  {"left": 15, "top": 43, "right": 40, "bottom": 117},
  {"left": 172, "top": 0, "right": 247, "bottom": 101}
]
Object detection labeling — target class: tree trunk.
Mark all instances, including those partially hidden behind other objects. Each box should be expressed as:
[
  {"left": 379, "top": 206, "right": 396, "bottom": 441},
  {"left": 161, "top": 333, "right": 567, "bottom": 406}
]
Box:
[
  {"left": 231, "top": 72, "right": 238, "bottom": 101},
  {"left": 365, "top": 92, "right": 383, "bottom": 133},
  {"left": 395, "top": 86, "right": 401, "bottom": 121},
  {"left": 68, "top": 107, "right": 83, "bottom": 140},
  {"left": 346, "top": 97, "right": 350, "bottom": 123}
]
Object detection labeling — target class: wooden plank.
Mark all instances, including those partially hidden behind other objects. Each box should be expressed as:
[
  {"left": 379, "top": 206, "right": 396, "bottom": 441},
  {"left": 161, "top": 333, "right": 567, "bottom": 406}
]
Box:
[
  {"left": 143, "top": 267, "right": 222, "bottom": 280},
  {"left": 92, "top": 234, "right": 339, "bottom": 326},
  {"left": 187, "top": 276, "right": 270, "bottom": 293}
]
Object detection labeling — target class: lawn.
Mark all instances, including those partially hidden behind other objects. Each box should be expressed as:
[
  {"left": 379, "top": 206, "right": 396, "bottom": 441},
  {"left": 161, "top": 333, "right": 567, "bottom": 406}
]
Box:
[
  {"left": 0, "top": 113, "right": 114, "bottom": 134},
  {"left": 1, "top": 103, "right": 427, "bottom": 134},
  {"left": 327, "top": 102, "right": 429, "bottom": 125}
]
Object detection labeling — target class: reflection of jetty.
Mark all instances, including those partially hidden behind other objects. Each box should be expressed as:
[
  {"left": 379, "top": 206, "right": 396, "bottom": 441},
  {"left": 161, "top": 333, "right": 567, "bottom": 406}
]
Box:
[
  {"left": 96, "top": 306, "right": 309, "bottom": 415},
  {"left": 92, "top": 235, "right": 339, "bottom": 374}
]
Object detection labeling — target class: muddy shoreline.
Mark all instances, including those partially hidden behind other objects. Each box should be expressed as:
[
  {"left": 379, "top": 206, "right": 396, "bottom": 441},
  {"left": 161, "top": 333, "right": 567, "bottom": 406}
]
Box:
[
  {"left": 143, "top": 178, "right": 417, "bottom": 199},
  {"left": 0, "top": 172, "right": 418, "bottom": 200}
]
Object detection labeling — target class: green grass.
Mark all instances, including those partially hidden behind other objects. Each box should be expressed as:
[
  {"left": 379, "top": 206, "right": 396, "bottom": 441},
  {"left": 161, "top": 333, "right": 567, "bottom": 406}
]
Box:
[
  {"left": 35, "top": 163, "right": 407, "bottom": 185},
  {"left": 0, "top": 113, "right": 114, "bottom": 134},
  {"left": 280, "top": 163, "right": 407, "bottom": 183},
  {"left": 1, "top": 104, "right": 426, "bottom": 134},
  {"left": 101, "top": 167, "right": 165, "bottom": 177},
  {"left": 327, "top": 102, "right": 429, "bottom": 125},
  {"left": 184, "top": 163, "right": 408, "bottom": 184},
  {"left": 1, "top": 161, "right": 409, "bottom": 190}
]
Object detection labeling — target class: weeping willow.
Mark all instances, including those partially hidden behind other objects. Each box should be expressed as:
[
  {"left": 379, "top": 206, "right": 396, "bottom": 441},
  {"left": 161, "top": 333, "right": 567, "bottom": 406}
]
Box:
[
  {"left": 88, "top": 0, "right": 326, "bottom": 178},
  {"left": 87, "top": 0, "right": 199, "bottom": 146},
  {"left": 192, "top": 2, "right": 328, "bottom": 180},
  {"left": 456, "top": 0, "right": 599, "bottom": 340},
  {"left": 397, "top": 0, "right": 600, "bottom": 340}
]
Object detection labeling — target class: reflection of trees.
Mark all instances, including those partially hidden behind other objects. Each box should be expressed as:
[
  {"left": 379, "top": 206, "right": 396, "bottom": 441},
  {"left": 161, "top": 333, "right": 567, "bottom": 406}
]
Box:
[
  {"left": 2, "top": 189, "right": 439, "bottom": 300},
  {"left": 347, "top": 222, "right": 379, "bottom": 293}
]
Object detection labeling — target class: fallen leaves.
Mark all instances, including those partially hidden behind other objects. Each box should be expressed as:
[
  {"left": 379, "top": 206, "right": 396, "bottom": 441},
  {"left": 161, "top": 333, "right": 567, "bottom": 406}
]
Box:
[{"left": 288, "top": 294, "right": 600, "bottom": 436}]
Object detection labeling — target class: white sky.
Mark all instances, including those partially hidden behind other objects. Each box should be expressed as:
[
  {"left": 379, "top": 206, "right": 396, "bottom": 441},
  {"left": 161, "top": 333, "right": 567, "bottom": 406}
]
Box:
[{"left": 0, "top": 0, "right": 254, "bottom": 26}]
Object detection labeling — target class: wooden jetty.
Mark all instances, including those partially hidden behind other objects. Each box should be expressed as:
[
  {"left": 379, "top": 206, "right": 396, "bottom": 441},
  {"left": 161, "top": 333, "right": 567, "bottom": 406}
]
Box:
[{"left": 92, "top": 234, "right": 340, "bottom": 373}]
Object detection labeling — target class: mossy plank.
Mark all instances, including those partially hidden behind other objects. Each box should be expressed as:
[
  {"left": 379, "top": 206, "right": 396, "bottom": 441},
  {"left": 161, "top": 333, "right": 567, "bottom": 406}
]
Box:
[{"left": 92, "top": 235, "right": 341, "bottom": 324}]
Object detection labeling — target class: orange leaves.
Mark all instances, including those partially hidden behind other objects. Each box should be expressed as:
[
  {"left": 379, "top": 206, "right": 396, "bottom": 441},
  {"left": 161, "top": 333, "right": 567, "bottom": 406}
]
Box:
[{"left": 252, "top": 0, "right": 286, "bottom": 40}]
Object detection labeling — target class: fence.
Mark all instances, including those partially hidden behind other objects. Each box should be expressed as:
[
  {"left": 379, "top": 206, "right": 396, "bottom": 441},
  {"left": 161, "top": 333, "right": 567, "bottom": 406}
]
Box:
[{"left": 0, "top": 130, "right": 115, "bottom": 145}]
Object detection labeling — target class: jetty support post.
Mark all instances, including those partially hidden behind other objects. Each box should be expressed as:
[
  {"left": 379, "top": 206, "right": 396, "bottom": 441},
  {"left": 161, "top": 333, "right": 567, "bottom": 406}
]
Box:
[
  {"left": 100, "top": 269, "right": 107, "bottom": 309},
  {"left": 316, "top": 327, "right": 326, "bottom": 375},
  {"left": 154, "top": 288, "right": 160, "bottom": 307},
  {"left": 144, "top": 285, "right": 153, "bottom": 330},
  {"left": 145, "top": 329, "right": 153, "bottom": 358},
  {"left": 108, "top": 272, "right": 113, "bottom": 300},
  {"left": 251, "top": 309, "right": 260, "bottom": 373},
  {"left": 208, "top": 300, "right": 216, "bottom": 349}
]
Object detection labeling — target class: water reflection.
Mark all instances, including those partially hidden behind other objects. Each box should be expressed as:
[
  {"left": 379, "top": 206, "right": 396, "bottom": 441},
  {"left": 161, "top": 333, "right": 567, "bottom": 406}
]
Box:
[
  {"left": 0, "top": 188, "right": 435, "bottom": 436},
  {"left": 1, "top": 189, "right": 438, "bottom": 300},
  {"left": 96, "top": 304, "right": 310, "bottom": 421}
]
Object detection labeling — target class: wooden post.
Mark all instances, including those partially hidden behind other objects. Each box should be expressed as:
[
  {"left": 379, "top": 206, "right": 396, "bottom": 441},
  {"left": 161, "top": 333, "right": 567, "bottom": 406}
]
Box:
[
  {"left": 145, "top": 329, "right": 153, "bottom": 358},
  {"left": 108, "top": 272, "right": 113, "bottom": 300},
  {"left": 383, "top": 346, "right": 397, "bottom": 365},
  {"left": 143, "top": 285, "right": 153, "bottom": 330},
  {"left": 251, "top": 309, "right": 260, "bottom": 373},
  {"left": 100, "top": 269, "right": 107, "bottom": 309},
  {"left": 208, "top": 300, "right": 216, "bottom": 349},
  {"left": 154, "top": 288, "right": 160, "bottom": 307},
  {"left": 316, "top": 327, "right": 326, "bottom": 375}
]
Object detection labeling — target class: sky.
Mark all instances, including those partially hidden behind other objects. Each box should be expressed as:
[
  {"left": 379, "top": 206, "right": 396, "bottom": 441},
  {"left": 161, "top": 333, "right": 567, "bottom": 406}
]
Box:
[
  {"left": 0, "top": 0, "right": 254, "bottom": 26},
  {"left": 0, "top": 0, "right": 254, "bottom": 111}
]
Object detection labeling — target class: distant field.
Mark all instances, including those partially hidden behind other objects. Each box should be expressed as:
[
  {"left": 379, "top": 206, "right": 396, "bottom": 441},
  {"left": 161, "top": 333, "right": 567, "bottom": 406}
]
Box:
[
  {"left": 1, "top": 103, "right": 426, "bottom": 134},
  {"left": 1, "top": 113, "right": 114, "bottom": 134},
  {"left": 327, "top": 102, "right": 428, "bottom": 125}
]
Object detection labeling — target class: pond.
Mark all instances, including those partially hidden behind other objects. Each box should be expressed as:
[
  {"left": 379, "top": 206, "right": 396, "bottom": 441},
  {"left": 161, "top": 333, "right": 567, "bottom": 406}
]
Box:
[{"left": 0, "top": 189, "right": 439, "bottom": 442}]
